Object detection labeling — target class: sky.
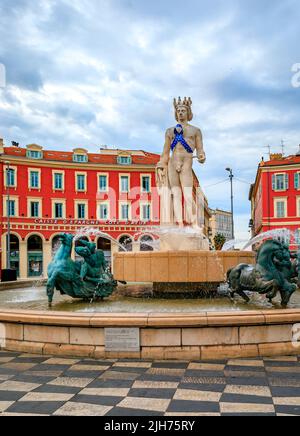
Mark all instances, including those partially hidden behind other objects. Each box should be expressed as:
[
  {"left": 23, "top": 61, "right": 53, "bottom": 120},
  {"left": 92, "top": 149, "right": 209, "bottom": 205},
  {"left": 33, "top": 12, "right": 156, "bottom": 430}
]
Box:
[{"left": 0, "top": 0, "right": 300, "bottom": 240}]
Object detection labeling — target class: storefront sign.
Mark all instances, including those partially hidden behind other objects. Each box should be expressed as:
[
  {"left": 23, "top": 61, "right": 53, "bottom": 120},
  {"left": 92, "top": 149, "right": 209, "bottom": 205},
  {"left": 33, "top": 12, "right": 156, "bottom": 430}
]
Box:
[{"left": 34, "top": 219, "right": 151, "bottom": 226}]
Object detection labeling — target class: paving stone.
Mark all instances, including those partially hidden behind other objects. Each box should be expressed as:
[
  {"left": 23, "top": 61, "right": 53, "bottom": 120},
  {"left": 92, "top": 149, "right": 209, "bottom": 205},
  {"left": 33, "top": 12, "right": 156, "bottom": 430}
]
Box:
[
  {"left": 168, "top": 400, "right": 220, "bottom": 413},
  {"left": 53, "top": 402, "right": 113, "bottom": 416},
  {"left": 19, "top": 392, "right": 75, "bottom": 402},
  {"left": 220, "top": 402, "right": 275, "bottom": 414},
  {"left": 221, "top": 393, "right": 273, "bottom": 404},
  {"left": 48, "top": 377, "right": 94, "bottom": 388},
  {"left": 128, "top": 388, "right": 176, "bottom": 399},
  {"left": 106, "top": 407, "right": 164, "bottom": 416},
  {"left": 71, "top": 395, "right": 123, "bottom": 407},
  {"left": 0, "top": 380, "right": 41, "bottom": 392},
  {"left": 117, "top": 397, "right": 170, "bottom": 413},
  {"left": 0, "top": 401, "right": 15, "bottom": 412},
  {"left": 6, "top": 401, "right": 65, "bottom": 415}
]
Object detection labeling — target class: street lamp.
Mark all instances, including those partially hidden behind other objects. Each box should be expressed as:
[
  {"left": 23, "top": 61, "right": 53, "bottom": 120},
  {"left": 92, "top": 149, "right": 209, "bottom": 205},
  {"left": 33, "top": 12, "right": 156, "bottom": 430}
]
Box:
[
  {"left": 5, "top": 161, "right": 11, "bottom": 270},
  {"left": 226, "top": 168, "right": 235, "bottom": 240}
]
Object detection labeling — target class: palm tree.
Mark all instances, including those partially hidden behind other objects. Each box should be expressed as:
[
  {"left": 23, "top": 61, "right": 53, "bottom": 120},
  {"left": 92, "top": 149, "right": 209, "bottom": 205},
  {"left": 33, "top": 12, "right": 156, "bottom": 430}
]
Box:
[{"left": 214, "top": 233, "right": 226, "bottom": 251}]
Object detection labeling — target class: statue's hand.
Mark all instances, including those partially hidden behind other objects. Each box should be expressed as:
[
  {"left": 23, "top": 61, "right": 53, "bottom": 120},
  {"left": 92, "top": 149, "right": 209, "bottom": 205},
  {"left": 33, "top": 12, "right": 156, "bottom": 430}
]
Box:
[
  {"left": 197, "top": 152, "right": 206, "bottom": 164},
  {"left": 156, "top": 167, "right": 166, "bottom": 186}
]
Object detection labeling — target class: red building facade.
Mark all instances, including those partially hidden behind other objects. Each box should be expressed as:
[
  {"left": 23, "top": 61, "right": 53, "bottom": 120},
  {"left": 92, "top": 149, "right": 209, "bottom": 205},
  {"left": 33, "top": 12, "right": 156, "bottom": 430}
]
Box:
[
  {"left": 249, "top": 152, "right": 300, "bottom": 251},
  {"left": 0, "top": 140, "right": 161, "bottom": 278}
]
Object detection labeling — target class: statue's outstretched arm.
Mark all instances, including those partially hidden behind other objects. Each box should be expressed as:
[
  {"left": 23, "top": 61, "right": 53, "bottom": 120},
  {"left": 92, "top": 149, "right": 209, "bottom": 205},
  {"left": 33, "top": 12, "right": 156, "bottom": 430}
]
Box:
[{"left": 196, "top": 129, "right": 206, "bottom": 164}]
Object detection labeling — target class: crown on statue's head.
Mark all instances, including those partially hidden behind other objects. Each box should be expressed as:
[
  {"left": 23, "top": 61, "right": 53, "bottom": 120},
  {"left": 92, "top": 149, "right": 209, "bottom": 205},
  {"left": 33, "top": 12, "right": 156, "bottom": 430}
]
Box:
[
  {"left": 173, "top": 97, "right": 193, "bottom": 121},
  {"left": 173, "top": 97, "right": 192, "bottom": 110}
]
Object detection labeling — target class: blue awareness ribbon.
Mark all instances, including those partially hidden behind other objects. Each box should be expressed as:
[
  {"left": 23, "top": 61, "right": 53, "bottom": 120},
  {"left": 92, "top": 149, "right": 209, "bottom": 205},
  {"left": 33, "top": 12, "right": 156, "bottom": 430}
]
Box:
[{"left": 171, "top": 124, "right": 193, "bottom": 154}]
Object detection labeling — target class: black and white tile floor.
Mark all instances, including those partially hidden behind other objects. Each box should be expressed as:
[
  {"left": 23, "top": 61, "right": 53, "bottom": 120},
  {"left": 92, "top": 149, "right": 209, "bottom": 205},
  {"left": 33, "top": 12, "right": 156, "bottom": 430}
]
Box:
[{"left": 0, "top": 350, "right": 300, "bottom": 416}]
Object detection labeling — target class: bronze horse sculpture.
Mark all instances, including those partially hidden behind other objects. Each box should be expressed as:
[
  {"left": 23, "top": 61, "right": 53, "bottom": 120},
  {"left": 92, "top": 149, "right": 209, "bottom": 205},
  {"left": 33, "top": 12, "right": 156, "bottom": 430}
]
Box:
[
  {"left": 47, "top": 233, "right": 117, "bottom": 306},
  {"left": 227, "top": 239, "right": 298, "bottom": 307}
]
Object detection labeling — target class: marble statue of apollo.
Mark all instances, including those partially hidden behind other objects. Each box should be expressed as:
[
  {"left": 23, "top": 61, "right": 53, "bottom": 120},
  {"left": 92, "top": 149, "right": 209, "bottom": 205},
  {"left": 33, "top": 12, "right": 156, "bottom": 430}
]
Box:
[{"left": 156, "top": 97, "right": 206, "bottom": 227}]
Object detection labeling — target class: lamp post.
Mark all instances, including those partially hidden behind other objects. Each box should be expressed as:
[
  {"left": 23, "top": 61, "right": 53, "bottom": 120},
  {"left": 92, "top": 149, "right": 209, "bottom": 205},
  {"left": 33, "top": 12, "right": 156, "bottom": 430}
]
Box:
[
  {"left": 226, "top": 168, "right": 235, "bottom": 240},
  {"left": 5, "top": 161, "right": 11, "bottom": 270}
]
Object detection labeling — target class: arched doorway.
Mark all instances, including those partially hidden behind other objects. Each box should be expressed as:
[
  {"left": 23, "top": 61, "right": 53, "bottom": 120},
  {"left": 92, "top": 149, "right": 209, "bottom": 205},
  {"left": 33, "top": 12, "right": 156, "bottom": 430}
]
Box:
[
  {"left": 119, "top": 235, "right": 133, "bottom": 252},
  {"left": 51, "top": 235, "right": 62, "bottom": 257},
  {"left": 140, "top": 235, "right": 154, "bottom": 252},
  {"left": 8, "top": 234, "right": 20, "bottom": 277},
  {"left": 97, "top": 237, "right": 112, "bottom": 266},
  {"left": 27, "top": 235, "right": 43, "bottom": 277}
]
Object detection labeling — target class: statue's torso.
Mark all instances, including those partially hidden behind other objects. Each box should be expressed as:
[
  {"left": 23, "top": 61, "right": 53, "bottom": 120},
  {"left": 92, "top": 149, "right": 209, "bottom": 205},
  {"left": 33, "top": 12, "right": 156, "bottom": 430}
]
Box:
[{"left": 167, "top": 124, "right": 199, "bottom": 155}]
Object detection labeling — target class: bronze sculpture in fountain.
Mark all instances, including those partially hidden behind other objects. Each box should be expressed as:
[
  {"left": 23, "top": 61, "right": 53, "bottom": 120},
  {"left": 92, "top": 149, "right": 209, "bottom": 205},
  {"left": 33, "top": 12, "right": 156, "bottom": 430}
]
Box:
[
  {"left": 46, "top": 233, "right": 117, "bottom": 306},
  {"left": 227, "top": 239, "right": 298, "bottom": 307}
]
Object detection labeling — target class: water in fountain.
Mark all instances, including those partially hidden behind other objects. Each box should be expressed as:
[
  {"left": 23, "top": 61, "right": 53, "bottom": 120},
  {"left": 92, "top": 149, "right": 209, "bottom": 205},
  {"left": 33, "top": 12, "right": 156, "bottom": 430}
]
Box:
[
  {"left": 135, "top": 225, "right": 210, "bottom": 252},
  {"left": 74, "top": 227, "right": 128, "bottom": 252}
]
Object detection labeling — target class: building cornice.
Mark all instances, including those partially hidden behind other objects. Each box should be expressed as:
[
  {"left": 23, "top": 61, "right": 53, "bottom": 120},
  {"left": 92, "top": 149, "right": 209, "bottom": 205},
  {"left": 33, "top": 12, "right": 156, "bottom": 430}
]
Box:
[{"left": 0, "top": 156, "right": 156, "bottom": 171}]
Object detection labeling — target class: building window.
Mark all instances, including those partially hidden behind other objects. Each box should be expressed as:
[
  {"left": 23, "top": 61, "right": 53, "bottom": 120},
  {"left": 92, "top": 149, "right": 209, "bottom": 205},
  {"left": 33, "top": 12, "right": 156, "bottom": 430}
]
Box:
[
  {"left": 141, "top": 176, "right": 151, "bottom": 193},
  {"left": 272, "top": 174, "right": 288, "bottom": 191},
  {"left": 295, "top": 173, "right": 300, "bottom": 190},
  {"left": 120, "top": 176, "right": 129, "bottom": 193},
  {"left": 99, "top": 203, "right": 109, "bottom": 220},
  {"left": 121, "top": 203, "right": 130, "bottom": 220},
  {"left": 141, "top": 204, "right": 151, "bottom": 221},
  {"left": 117, "top": 156, "right": 132, "bottom": 165},
  {"left": 30, "top": 171, "right": 40, "bottom": 189},
  {"left": 73, "top": 154, "right": 88, "bottom": 163},
  {"left": 54, "top": 203, "right": 63, "bottom": 219},
  {"left": 27, "top": 150, "right": 42, "bottom": 159},
  {"left": 77, "top": 204, "right": 86, "bottom": 219},
  {"left": 54, "top": 173, "right": 63, "bottom": 190},
  {"left": 7, "top": 200, "right": 16, "bottom": 217},
  {"left": 99, "top": 175, "right": 108, "bottom": 192},
  {"left": 30, "top": 202, "right": 40, "bottom": 218},
  {"left": 275, "top": 200, "right": 286, "bottom": 218},
  {"left": 77, "top": 174, "right": 86, "bottom": 191},
  {"left": 6, "top": 169, "right": 15, "bottom": 187}
]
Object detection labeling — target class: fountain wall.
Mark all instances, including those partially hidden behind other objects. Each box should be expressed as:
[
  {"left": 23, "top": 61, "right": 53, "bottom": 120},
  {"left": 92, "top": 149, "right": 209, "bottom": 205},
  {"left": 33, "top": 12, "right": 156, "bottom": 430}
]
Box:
[
  {"left": 113, "top": 250, "right": 255, "bottom": 286},
  {"left": 0, "top": 308, "right": 299, "bottom": 360}
]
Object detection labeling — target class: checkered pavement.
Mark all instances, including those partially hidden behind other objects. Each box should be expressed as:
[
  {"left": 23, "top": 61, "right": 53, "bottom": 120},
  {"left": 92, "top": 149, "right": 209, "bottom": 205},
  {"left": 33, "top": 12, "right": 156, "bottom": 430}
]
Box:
[{"left": 0, "top": 350, "right": 300, "bottom": 416}]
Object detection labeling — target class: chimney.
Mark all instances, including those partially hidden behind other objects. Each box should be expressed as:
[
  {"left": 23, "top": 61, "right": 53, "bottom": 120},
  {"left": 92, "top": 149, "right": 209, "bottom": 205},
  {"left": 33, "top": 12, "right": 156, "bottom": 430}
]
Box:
[
  {"left": 0, "top": 138, "right": 4, "bottom": 154},
  {"left": 296, "top": 145, "right": 300, "bottom": 157},
  {"left": 270, "top": 153, "right": 283, "bottom": 161}
]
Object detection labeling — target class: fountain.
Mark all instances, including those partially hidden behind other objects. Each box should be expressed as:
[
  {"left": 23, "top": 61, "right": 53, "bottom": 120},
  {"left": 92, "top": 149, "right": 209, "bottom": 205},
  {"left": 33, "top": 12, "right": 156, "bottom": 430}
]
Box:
[{"left": 1, "top": 97, "right": 300, "bottom": 361}]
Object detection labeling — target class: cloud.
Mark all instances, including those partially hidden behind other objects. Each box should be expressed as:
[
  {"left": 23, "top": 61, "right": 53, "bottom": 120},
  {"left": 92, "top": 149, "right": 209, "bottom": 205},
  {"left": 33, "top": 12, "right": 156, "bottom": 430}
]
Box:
[{"left": 0, "top": 0, "right": 300, "bottom": 238}]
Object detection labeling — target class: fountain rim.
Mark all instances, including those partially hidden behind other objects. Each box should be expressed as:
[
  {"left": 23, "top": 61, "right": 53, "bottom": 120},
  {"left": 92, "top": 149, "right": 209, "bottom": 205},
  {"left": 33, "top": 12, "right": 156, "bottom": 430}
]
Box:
[{"left": 0, "top": 306, "right": 299, "bottom": 326}]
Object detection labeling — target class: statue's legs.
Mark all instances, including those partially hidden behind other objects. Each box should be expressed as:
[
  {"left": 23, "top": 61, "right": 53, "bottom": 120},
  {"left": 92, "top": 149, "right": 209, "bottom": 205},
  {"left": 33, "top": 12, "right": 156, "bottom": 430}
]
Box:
[
  {"left": 168, "top": 160, "right": 184, "bottom": 225},
  {"left": 180, "top": 158, "right": 196, "bottom": 226}
]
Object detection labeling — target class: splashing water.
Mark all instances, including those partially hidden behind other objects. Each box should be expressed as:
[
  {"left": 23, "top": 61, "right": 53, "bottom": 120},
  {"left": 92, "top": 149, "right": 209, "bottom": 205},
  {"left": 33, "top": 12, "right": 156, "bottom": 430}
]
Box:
[
  {"left": 74, "top": 227, "right": 128, "bottom": 252},
  {"left": 243, "top": 228, "right": 291, "bottom": 250},
  {"left": 222, "top": 239, "right": 250, "bottom": 252}
]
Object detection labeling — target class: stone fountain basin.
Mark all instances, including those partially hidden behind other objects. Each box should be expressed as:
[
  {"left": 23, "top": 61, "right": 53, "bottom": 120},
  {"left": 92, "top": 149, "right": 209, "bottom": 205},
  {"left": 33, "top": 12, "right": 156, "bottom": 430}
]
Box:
[{"left": 0, "top": 306, "right": 299, "bottom": 360}]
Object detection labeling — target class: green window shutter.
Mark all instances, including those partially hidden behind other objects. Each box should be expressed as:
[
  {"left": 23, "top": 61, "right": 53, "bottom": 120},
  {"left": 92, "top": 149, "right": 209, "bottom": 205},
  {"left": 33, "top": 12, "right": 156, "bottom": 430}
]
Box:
[
  {"left": 285, "top": 174, "right": 289, "bottom": 190},
  {"left": 295, "top": 173, "right": 299, "bottom": 190},
  {"left": 272, "top": 174, "right": 276, "bottom": 190}
]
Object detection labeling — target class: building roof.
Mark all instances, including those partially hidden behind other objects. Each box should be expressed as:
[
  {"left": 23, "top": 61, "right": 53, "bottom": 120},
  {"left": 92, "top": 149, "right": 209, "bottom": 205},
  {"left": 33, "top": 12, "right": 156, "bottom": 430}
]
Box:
[
  {"left": 260, "top": 153, "right": 300, "bottom": 168},
  {"left": 209, "top": 208, "right": 232, "bottom": 216},
  {"left": 1, "top": 146, "right": 160, "bottom": 166}
]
